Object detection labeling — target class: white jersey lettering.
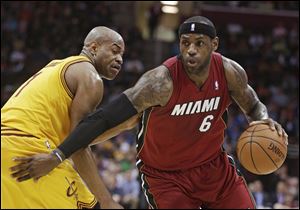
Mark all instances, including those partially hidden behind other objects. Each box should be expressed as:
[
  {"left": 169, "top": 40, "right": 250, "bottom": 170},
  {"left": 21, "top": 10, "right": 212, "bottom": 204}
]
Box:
[
  {"left": 171, "top": 97, "right": 221, "bottom": 116},
  {"left": 171, "top": 103, "right": 187, "bottom": 116}
]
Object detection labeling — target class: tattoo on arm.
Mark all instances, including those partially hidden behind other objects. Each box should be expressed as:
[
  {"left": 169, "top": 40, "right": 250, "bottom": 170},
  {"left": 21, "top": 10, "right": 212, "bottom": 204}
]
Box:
[
  {"left": 232, "top": 62, "right": 247, "bottom": 88},
  {"left": 224, "top": 57, "right": 269, "bottom": 122},
  {"left": 247, "top": 101, "right": 269, "bottom": 121},
  {"left": 124, "top": 66, "right": 173, "bottom": 113}
]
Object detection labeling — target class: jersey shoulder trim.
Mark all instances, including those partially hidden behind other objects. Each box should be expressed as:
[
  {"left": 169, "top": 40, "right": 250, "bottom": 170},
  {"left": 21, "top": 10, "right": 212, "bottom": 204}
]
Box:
[{"left": 60, "top": 56, "right": 92, "bottom": 99}]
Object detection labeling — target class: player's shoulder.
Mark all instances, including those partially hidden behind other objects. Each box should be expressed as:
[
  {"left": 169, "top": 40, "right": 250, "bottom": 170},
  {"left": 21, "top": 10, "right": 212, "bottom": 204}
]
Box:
[
  {"left": 65, "top": 55, "right": 92, "bottom": 62},
  {"left": 162, "top": 55, "right": 179, "bottom": 68},
  {"left": 64, "top": 55, "right": 96, "bottom": 75},
  {"left": 152, "top": 64, "right": 170, "bottom": 77},
  {"left": 221, "top": 55, "right": 248, "bottom": 90},
  {"left": 221, "top": 56, "right": 246, "bottom": 76},
  {"left": 65, "top": 57, "right": 102, "bottom": 95},
  {"left": 124, "top": 65, "right": 173, "bottom": 109},
  {"left": 141, "top": 65, "right": 172, "bottom": 88},
  {"left": 221, "top": 55, "right": 234, "bottom": 70}
]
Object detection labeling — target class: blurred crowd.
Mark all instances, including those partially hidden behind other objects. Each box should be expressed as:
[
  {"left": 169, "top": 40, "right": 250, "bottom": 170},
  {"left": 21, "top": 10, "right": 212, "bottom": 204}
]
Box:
[
  {"left": 1, "top": 1, "right": 298, "bottom": 209},
  {"left": 203, "top": 1, "right": 299, "bottom": 11}
]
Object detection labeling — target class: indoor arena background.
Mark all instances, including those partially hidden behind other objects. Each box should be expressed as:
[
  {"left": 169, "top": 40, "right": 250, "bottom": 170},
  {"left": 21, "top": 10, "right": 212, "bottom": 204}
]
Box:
[{"left": 1, "top": 1, "right": 299, "bottom": 209}]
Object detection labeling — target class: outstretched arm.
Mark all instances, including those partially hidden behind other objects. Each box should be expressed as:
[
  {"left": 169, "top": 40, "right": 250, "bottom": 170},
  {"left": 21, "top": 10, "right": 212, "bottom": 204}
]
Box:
[
  {"left": 10, "top": 65, "right": 173, "bottom": 180},
  {"left": 56, "top": 65, "right": 173, "bottom": 159},
  {"left": 223, "top": 56, "right": 288, "bottom": 143}
]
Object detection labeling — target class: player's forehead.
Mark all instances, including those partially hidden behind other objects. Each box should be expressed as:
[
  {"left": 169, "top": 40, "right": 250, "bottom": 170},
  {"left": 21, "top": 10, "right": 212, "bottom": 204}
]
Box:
[
  {"left": 113, "top": 36, "right": 125, "bottom": 47},
  {"left": 103, "top": 35, "right": 125, "bottom": 49},
  {"left": 180, "top": 34, "right": 210, "bottom": 40}
]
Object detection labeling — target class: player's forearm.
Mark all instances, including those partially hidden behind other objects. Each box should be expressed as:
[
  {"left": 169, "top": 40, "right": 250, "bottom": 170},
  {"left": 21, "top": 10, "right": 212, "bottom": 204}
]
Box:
[
  {"left": 90, "top": 126, "right": 126, "bottom": 146},
  {"left": 71, "top": 148, "right": 113, "bottom": 203},
  {"left": 56, "top": 94, "right": 138, "bottom": 159},
  {"left": 246, "top": 101, "right": 269, "bottom": 122},
  {"left": 90, "top": 114, "right": 139, "bottom": 146},
  {"left": 89, "top": 129, "right": 120, "bottom": 146}
]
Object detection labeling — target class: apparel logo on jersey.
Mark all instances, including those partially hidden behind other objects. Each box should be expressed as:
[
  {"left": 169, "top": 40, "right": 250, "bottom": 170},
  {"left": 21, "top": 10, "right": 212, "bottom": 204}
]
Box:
[
  {"left": 45, "top": 140, "right": 51, "bottom": 150},
  {"left": 191, "top": 23, "right": 195, "bottom": 31},
  {"left": 214, "top": 81, "right": 219, "bottom": 90},
  {"left": 171, "top": 97, "right": 221, "bottom": 116},
  {"left": 65, "top": 177, "right": 78, "bottom": 201}
]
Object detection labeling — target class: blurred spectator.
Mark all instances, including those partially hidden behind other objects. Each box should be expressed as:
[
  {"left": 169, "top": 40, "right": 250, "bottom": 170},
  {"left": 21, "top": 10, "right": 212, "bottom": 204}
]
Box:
[
  {"left": 147, "top": 2, "right": 162, "bottom": 39},
  {"left": 250, "top": 180, "right": 273, "bottom": 208},
  {"left": 122, "top": 50, "right": 145, "bottom": 86},
  {"left": 116, "top": 170, "right": 140, "bottom": 209}
]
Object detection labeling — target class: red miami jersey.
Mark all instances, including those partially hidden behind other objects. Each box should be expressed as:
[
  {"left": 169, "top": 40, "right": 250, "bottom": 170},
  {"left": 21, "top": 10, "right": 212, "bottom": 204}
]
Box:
[{"left": 136, "top": 52, "right": 232, "bottom": 171}]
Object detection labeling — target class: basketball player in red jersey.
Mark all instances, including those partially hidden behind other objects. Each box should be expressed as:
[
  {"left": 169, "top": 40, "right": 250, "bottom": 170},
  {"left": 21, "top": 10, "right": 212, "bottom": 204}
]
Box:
[{"left": 11, "top": 16, "right": 288, "bottom": 209}]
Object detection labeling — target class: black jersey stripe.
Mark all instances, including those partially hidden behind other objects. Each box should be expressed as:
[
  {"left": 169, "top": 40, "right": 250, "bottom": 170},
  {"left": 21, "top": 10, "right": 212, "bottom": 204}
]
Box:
[
  {"left": 136, "top": 158, "right": 158, "bottom": 209},
  {"left": 136, "top": 108, "right": 153, "bottom": 156}
]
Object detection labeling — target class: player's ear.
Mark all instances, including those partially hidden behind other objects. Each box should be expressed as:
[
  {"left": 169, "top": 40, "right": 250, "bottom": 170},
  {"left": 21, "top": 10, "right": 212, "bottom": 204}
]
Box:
[
  {"left": 211, "top": 36, "right": 219, "bottom": 51},
  {"left": 85, "top": 42, "right": 98, "bottom": 55},
  {"left": 90, "top": 42, "right": 98, "bottom": 54}
]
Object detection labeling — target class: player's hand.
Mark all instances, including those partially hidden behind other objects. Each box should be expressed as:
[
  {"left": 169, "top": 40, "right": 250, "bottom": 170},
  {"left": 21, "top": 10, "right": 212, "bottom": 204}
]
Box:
[
  {"left": 10, "top": 153, "right": 61, "bottom": 182},
  {"left": 100, "top": 199, "right": 124, "bottom": 209},
  {"left": 249, "top": 118, "right": 288, "bottom": 145}
]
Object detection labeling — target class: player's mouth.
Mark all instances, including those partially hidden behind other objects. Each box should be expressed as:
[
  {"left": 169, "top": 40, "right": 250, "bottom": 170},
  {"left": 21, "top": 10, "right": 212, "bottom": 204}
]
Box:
[
  {"left": 110, "top": 64, "right": 121, "bottom": 75},
  {"left": 186, "top": 58, "right": 198, "bottom": 67}
]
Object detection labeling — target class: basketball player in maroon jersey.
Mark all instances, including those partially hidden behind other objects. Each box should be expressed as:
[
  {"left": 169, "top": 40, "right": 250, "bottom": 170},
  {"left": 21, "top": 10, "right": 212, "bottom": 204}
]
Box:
[{"left": 11, "top": 16, "right": 288, "bottom": 209}]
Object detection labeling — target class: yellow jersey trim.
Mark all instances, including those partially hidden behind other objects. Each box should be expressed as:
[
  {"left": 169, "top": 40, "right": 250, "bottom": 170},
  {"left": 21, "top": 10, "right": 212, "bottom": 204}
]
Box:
[
  {"left": 59, "top": 57, "right": 93, "bottom": 99},
  {"left": 77, "top": 197, "right": 97, "bottom": 209}
]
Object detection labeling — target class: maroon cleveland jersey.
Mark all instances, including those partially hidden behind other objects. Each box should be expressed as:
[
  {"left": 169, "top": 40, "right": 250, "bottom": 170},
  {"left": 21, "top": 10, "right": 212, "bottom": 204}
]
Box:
[{"left": 136, "top": 52, "right": 232, "bottom": 171}]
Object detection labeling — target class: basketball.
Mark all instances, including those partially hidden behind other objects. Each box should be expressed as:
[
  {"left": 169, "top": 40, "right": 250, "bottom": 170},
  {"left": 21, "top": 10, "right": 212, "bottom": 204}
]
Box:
[{"left": 236, "top": 123, "right": 287, "bottom": 175}]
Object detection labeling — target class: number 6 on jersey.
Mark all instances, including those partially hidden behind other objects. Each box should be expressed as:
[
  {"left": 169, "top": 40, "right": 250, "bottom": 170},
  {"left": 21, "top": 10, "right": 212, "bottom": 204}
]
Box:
[{"left": 199, "top": 115, "right": 214, "bottom": 132}]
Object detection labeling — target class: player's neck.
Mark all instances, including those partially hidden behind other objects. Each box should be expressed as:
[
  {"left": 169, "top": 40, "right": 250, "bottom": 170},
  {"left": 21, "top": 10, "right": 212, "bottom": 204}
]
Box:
[
  {"left": 80, "top": 49, "right": 95, "bottom": 66},
  {"left": 185, "top": 65, "right": 210, "bottom": 88}
]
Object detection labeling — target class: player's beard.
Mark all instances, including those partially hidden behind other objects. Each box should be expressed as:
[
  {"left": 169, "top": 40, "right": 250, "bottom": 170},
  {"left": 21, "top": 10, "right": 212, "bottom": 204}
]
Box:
[
  {"left": 198, "top": 55, "right": 211, "bottom": 72},
  {"left": 185, "top": 54, "right": 211, "bottom": 76}
]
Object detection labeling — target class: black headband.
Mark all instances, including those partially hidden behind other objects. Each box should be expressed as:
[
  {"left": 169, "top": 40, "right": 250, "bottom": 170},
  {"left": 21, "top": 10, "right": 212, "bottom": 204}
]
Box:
[{"left": 178, "top": 22, "right": 216, "bottom": 38}]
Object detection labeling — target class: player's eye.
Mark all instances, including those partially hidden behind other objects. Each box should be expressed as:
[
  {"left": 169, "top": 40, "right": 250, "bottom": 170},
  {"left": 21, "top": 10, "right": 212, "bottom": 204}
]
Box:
[
  {"left": 182, "top": 40, "right": 189, "bottom": 47},
  {"left": 196, "top": 41, "right": 204, "bottom": 47}
]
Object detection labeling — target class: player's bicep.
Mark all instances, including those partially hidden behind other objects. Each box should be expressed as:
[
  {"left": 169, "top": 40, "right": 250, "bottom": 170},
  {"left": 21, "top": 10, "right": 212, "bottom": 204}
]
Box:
[
  {"left": 232, "top": 84, "right": 260, "bottom": 115},
  {"left": 66, "top": 63, "right": 103, "bottom": 130},
  {"left": 124, "top": 66, "right": 173, "bottom": 113},
  {"left": 71, "top": 79, "right": 103, "bottom": 126},
  {"left": 223, "top": 57, "right": 259, "bottom": 114}
]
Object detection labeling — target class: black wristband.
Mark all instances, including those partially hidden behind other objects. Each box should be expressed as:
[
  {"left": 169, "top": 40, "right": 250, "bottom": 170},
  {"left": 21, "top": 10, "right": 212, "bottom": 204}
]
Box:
[{"left": 58, "top": 93, "right": 138, "bottom": 159}]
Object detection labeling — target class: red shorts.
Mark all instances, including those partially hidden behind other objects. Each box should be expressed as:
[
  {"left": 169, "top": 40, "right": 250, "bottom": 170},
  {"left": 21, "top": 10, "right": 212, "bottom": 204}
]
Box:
[{"left": 137, "top": 152, "right": 256, "bottom": 209}]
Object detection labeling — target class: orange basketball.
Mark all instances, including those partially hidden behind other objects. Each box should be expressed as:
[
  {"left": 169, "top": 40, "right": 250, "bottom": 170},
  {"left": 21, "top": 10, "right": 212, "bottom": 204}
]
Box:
[{"left": 236, "top": 123, "right": 287, "bottom": 175}]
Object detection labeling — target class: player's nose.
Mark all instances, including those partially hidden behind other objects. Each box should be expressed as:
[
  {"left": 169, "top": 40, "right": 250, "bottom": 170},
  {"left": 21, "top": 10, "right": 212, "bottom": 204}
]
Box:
[
  {"left": 187, "top": 44, "right": 197, "bottom": 57},
  {"left": 116, "top": 54, "right": 123, "bottom": 65}
]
